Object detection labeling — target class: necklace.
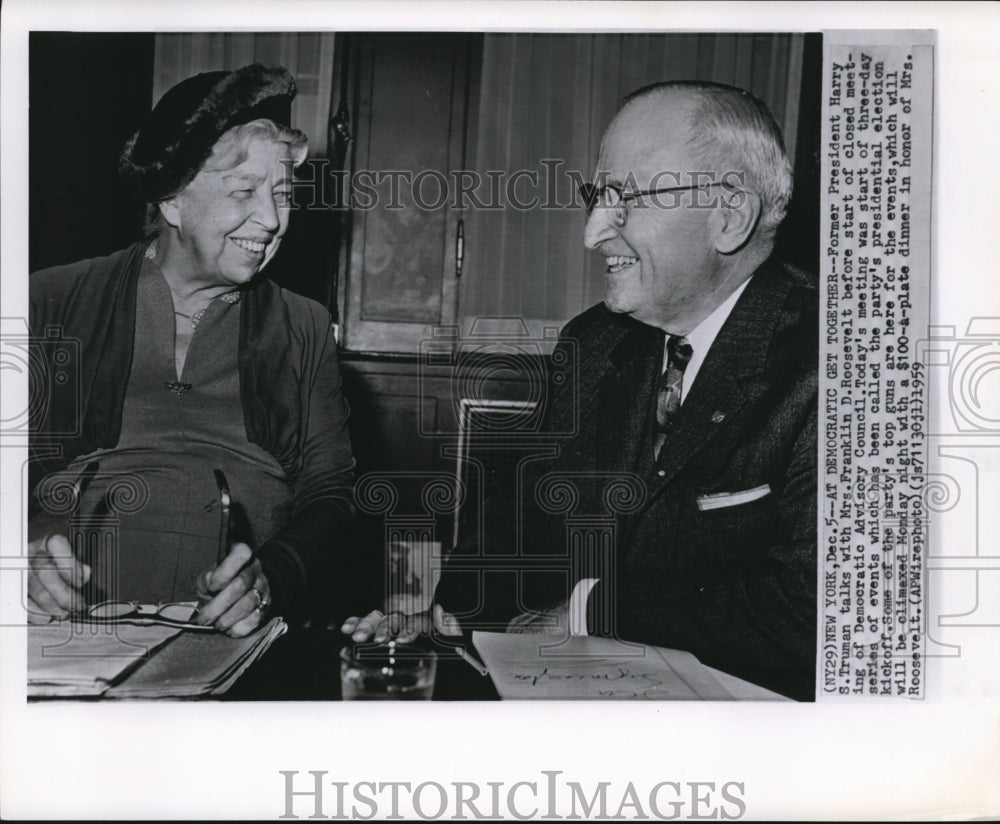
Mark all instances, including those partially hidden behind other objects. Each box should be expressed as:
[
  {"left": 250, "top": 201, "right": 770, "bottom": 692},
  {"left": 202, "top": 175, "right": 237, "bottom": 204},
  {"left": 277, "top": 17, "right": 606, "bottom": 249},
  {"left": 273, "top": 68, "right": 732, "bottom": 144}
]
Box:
[
  {"left": 173, "top": 308, "right": 208, "bottom": 329},
  {"left": 149, "top": 241, "right": 242, "bottom": 329},
  {"left": 173, "top": 291, "right": 241, "bottom": 329}
]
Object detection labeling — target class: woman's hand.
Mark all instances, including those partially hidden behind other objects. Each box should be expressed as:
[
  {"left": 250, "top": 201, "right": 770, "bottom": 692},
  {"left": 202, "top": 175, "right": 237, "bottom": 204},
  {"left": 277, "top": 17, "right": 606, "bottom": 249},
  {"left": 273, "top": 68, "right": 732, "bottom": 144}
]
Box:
[
  {"left": 194, "top": 542, "right": 271, "bottom": 638},
  {"left": 26, "top": 534, "right": 90, "bottom": 622}
]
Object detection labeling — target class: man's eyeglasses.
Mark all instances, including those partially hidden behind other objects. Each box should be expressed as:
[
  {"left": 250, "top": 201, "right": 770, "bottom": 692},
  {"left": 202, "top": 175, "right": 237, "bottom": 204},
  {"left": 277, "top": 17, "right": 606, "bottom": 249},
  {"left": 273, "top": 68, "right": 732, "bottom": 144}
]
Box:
[{"left": 578, "top": 181, "right": 731, "bottom": 217}]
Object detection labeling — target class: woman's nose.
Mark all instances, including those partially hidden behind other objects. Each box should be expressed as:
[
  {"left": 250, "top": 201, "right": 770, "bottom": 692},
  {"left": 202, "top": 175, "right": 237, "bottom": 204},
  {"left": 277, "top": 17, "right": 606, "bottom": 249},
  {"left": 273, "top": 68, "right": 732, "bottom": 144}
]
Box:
[{"left": 253, "top": 192, "right": 281, "bottom": 231}]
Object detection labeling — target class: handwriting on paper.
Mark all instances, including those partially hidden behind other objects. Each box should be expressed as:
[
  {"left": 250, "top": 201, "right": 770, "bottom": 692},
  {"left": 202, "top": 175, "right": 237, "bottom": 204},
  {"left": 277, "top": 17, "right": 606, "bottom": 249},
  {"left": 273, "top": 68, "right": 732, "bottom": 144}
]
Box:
[{"left": 511, "top": 664, "right": 676, "bottom": 699}]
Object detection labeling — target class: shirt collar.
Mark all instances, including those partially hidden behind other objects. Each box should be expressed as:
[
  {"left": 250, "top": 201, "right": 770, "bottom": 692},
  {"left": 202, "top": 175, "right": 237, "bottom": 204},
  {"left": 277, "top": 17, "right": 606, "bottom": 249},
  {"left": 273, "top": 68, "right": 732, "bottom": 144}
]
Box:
[
  {"left": 665, "top": 276, "right": 753, "bottom": 402},
  {"left": 684, "top": 277, "right": 752, "bottom": 356}
]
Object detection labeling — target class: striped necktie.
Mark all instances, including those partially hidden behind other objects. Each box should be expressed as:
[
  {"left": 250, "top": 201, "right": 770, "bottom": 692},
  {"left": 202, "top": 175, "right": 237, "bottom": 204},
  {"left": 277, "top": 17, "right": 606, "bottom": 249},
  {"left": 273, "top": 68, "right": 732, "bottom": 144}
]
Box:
[{"left": 653, "top": 335, "right": 693, "bottom": 459}]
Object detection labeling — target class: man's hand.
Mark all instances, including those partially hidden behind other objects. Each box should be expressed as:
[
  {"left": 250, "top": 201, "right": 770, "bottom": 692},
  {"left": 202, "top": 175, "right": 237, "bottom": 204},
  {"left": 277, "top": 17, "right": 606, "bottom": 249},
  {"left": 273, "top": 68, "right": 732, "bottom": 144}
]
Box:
[
  {"left": 340, "top": 604, "right": 463, "bottom": 643},
  {"left": 506, "top": 600, "right": 569, "bottom": 634},
  {"left": 27, "top": 534, "right": 90, "bottom": 622},
  {"left": 432, "top": 603, "right": 463, "bottom": 637},
  {"left": 340, "top": 610, "right": 425, "bottom": 644},
  {"left": 194, "top": 542, "right": 270, "bottom": 638},
  {"left": 507, "top": 580, "right": 599, "bottom": 635}
]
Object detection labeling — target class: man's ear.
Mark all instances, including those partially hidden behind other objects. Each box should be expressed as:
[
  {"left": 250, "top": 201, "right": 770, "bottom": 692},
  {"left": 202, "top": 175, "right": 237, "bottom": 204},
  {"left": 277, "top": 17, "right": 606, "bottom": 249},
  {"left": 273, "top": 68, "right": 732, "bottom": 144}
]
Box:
[
  {"left": 157, "top": 198, "right": 181, "bottom": 229},
  {"left": 713, "top": 187, "right": 761, "bottom": 254}
]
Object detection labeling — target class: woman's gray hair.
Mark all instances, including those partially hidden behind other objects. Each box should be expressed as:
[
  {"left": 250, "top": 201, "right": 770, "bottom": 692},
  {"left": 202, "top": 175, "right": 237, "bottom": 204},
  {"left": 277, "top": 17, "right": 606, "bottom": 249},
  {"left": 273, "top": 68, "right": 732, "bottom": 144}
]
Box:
[
  {"left": 144, "top": 118, "right": 308, "bottom": 237},
  {"left": 205, "top": 117, "right": 308, "bottom": 172},
  {"left": 624, "top": 81, "right": 794, "bottom": 242}
]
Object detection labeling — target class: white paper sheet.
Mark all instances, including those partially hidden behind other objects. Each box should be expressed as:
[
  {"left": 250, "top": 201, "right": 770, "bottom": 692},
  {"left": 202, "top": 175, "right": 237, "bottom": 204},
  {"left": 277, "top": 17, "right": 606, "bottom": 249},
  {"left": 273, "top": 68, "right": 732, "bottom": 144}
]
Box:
[
  {"left": 473, "top": 632, "right": 788, "bottom": 700},
  {"left": 28, "top": 623, "right": 182, "bottom": 697}
]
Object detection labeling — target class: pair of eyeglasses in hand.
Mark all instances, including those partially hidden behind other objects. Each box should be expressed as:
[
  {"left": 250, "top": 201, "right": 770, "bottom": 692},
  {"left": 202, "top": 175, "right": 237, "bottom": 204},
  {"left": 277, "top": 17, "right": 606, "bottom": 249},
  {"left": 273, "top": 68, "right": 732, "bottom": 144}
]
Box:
[{"left": 68, "top": 600, "right": 214, "bottom": 631}]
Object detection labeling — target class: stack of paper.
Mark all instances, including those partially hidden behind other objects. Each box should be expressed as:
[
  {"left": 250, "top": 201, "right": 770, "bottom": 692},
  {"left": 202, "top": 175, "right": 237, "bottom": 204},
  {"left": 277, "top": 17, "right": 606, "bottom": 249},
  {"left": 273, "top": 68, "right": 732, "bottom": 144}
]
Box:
[
  {"left": 28, "top": 618, "right": 286, "bottom": 699},
  {"left": 104, "top": 618, "right": 287, "bottom": 698},
  {"left": 28, "top": 624, "right": 184, "bottom": 698}
]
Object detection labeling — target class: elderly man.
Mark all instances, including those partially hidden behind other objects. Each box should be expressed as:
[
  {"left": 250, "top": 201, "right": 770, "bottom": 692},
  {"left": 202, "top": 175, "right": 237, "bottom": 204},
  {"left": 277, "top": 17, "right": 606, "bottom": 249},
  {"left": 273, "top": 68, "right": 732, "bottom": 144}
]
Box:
[{"left": 436, "top": 81, "right": 817, "bottom": 700}]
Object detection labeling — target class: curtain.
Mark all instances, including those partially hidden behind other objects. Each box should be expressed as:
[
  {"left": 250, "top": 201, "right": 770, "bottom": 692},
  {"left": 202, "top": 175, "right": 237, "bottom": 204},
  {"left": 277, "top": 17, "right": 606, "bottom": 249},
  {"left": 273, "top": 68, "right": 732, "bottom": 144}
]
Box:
[
  {"left": 152, "top": 33, "right": 336, "bottom": 158},
  {"left": 460, "top": 33, "right": 806, "bottom": 335}
]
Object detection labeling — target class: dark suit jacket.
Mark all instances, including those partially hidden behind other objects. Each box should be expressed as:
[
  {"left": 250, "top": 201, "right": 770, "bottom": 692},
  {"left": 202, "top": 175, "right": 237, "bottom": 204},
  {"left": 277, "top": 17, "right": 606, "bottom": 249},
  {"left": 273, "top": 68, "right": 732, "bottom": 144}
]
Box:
[{"left": 438, "top": 257, "right": 818, "bottom": 700}]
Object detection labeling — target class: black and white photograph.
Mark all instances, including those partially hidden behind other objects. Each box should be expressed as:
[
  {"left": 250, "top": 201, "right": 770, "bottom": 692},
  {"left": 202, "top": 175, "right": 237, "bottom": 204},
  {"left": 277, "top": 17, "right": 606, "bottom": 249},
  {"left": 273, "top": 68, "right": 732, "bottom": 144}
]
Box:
[{"left": 1, "top": 1, "right": 997, "bottom": 820}]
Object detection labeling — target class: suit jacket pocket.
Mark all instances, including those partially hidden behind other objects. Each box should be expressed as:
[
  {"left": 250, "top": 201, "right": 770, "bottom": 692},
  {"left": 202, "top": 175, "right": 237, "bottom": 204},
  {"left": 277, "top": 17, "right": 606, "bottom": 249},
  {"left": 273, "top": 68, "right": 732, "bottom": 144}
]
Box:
[
  {"left": 690, "top": 485, "right": 779, "bottom": 558},
  {"left": 696, "top": 484, "right": 771, "bottom": 511}
]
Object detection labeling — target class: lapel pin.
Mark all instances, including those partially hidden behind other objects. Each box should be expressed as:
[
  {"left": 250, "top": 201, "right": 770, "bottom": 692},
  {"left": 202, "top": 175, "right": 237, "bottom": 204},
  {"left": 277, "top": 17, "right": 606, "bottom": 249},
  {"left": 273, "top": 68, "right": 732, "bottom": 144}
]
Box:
[{"left": 710, "top": 411, "right": 726, "bottom": 423}]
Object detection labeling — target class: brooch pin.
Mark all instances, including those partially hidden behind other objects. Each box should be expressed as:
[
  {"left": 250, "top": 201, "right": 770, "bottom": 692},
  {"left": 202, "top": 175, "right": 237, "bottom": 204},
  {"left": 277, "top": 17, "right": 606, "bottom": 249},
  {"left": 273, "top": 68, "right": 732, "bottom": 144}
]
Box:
[{"left": 164, "top": 380, "right": 193, "bottom": 397}]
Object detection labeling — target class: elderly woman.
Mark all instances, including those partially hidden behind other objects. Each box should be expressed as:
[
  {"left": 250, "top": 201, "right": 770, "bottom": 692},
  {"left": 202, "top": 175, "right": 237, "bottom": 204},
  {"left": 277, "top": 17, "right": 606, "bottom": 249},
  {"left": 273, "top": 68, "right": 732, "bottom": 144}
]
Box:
[{"left": 28, "top": 64, "right": 371, "bottom": 639}]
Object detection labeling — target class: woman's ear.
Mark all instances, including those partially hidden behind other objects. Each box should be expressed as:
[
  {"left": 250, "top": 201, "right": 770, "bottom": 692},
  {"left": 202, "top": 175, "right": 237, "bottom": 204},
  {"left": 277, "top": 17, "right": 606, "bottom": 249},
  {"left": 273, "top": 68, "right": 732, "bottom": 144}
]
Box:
[
  {"left": 712, "top": 187, "right": 761, "bottom": 255},
  {"left": 157, "top": 198, "right": 181, "bottom": 229}
]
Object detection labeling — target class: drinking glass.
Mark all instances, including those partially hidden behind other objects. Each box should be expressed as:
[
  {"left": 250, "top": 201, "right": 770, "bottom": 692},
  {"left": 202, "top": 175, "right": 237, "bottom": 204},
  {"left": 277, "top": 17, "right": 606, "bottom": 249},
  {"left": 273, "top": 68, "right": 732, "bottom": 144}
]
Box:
[{"left": 340, "top": 642, "right": 437, "bottom": 700}]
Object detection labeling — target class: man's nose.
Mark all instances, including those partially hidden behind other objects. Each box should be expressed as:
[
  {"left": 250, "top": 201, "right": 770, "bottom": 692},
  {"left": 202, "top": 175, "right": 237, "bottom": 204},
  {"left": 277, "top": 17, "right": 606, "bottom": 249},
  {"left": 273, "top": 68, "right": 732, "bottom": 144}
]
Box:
[{"left": 583, "top": 203, "right": 619, "bottom": 250}]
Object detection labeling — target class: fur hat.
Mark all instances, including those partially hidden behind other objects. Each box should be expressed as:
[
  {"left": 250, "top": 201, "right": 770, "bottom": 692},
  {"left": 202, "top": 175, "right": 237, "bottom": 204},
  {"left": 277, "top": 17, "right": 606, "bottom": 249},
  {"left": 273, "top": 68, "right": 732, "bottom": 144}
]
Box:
[{"left": 119, "top": 63, "right": 297, "bottom": 202}]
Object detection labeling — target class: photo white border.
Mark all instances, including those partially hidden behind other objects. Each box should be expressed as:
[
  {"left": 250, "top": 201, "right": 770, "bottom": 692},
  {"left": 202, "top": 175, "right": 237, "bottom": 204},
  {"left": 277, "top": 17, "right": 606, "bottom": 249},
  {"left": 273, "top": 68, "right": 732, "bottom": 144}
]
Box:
[{"left": 2, "top": 1, "right": 998, "bottom": 819}]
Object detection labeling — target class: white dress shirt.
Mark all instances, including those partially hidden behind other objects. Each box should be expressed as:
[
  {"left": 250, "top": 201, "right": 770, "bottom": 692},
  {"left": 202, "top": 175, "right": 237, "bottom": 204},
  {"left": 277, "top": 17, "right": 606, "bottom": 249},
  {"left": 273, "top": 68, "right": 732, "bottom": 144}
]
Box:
[{"left": 666, "top": 276, "right": 752, "bottom": 403}]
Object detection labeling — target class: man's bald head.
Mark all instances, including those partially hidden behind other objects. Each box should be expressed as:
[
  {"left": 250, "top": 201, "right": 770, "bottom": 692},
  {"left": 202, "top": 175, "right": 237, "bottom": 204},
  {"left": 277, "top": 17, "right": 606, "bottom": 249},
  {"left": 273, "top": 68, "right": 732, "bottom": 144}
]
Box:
[{"left": 619, "top": 81, "right": 793, "bottom": 242}]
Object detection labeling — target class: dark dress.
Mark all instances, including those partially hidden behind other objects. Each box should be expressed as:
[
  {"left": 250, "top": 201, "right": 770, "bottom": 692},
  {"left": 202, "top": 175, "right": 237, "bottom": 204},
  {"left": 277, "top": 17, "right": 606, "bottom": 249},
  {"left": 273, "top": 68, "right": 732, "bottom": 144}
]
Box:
[
  {"left": 59, "top": 261, "right": 293, "bottom": 602},
  {"left": 30, "top": 242, "right": 356, "bottom": 618}
]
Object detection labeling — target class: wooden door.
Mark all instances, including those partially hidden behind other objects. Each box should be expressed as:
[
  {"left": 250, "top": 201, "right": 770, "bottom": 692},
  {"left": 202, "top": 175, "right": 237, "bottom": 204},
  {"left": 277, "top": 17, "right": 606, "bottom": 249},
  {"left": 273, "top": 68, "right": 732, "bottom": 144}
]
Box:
[{"left": 340, "top": 33, "right": 479, "bottom": 353}]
